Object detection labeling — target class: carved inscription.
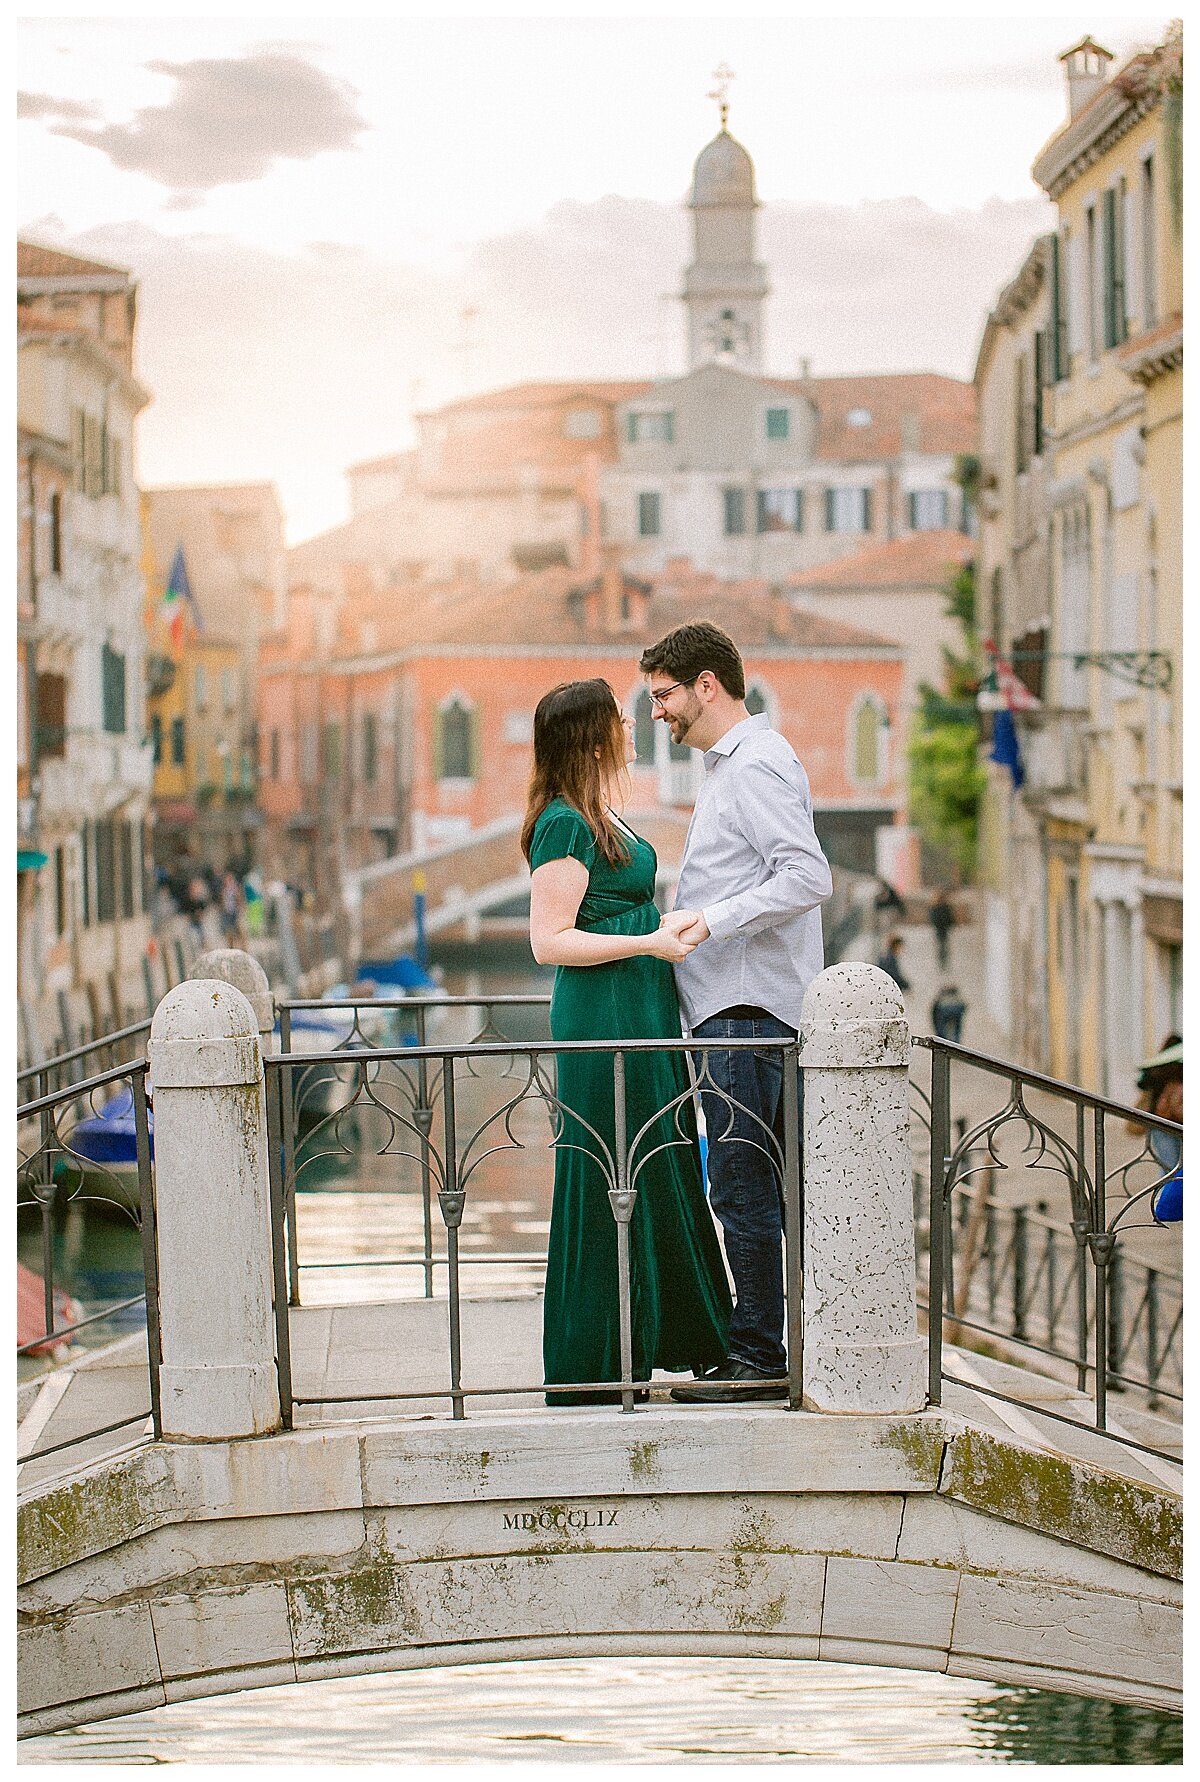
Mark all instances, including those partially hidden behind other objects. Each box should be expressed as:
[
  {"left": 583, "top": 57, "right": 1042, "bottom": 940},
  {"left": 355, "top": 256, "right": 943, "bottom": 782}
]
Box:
[{"left": 502, "top": 1506, "right": 620, "bottom": 1532}]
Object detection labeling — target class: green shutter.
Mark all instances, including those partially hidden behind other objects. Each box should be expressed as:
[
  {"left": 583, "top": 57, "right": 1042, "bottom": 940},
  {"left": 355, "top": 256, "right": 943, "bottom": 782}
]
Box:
[
  {"left": 626, "top": 413, "right": 637, "bottom": 444},
  {"left": 862, "top": 488, "right": 873, "bottom": 532},
  {"left": 794, "top": 489, "right": 804, "bottom": 533},
  {"left": 824, "top": 488, "right": 835, "bottom": 532},
  {"left": 432, "top": 706, "right": 444, "bottom": 781},
  {"left": 1102, "top": 187, "right": 1119, "bottom": 349},
  {"left": 1049, "top": 233, "right": 1066, "bottom": 381},
  {"left": 468, "top": 705, "right": 482, "bottom": 781}
]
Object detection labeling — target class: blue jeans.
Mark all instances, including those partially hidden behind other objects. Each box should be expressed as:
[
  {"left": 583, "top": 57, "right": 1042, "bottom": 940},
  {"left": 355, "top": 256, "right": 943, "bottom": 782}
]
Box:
[{"left": 692, "top": 1010, "right": 799, "bottom": 1375}]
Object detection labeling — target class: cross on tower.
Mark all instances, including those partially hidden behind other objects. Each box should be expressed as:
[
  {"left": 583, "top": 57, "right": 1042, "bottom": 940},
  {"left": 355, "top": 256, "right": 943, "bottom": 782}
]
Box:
[{"left": 708, "top": 62, "right": 734, "bottom": 130}]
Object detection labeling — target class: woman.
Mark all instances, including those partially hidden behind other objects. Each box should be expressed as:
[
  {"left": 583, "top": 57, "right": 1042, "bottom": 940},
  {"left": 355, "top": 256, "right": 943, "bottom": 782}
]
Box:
[{"left": 522, "top": 679, "right": 731, "bottom": 1403}]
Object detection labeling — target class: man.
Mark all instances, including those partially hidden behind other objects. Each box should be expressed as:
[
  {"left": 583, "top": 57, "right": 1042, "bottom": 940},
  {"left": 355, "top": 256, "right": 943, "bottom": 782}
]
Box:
[
  {"left": 929, "top": 889, "right": 956, "bottom": 969},
  {"left": 877, "top": 933, "right": 910, "bottom": 993},
  {"left": 639, "top": 622, "right": 832, "bottom": 1402},
  {"left": 930, "top": 984, "right": 966, "bottom": 1043}
]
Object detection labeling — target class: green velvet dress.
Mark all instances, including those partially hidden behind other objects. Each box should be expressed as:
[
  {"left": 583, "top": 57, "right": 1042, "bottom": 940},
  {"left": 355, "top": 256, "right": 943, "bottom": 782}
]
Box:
[{"left": 530, "top": 798, "right": 731, "bottom": 1403}]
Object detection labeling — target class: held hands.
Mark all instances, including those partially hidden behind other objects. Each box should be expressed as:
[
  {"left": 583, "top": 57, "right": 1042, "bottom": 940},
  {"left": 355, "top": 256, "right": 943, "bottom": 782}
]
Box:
[{"left": 647, "top": 908, "right": 711, "bottom": 963}]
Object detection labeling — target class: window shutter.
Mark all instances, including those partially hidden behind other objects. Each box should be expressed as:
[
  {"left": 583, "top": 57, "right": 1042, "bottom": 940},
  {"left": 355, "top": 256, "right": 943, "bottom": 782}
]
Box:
[
  {"left": 101, "top": 644, "right": 126, "bottom": 734},
  {"left": 794, "top": 488, "right": 805, "bottom": 533},
  {"left": 1102, "top": 186, "right": 1119, "bottom": 349},
  {"left": 823, "top": 488, "right": 835, "bottom": 532},
  {"left": 626, "top": 413, "right": 637, "bottom": 444},
  {"left": 468, "top": 705, "right": 482, "bottom": 781},
  {"left": 1113, "top": 177, "right": 1128, "bottom": 343},
  {"left": 1049, "top": 233, "right": 1066, "bottom": 381},
  {"left": 432, "top": 707, "right": 444, "bottom": 782},
  {"left": 906, "top": 492, "right": 917, "bottom": 530},
  {"left": 862, "top": 487, "right": 873, "bottom": 532},
  {"left": 81, "top": 823, "right": 91, "bottom": 928},
  {"left": 664, "top": 412, "right": 675, "bottom": 444},
  {"left": 1033, "top": 331, "right": 1046, "bottom": 457},
  {"left": 755, "top": 490, "right": 768, "bottom": 534},
  {"left": 1122, "top": 175, "right": 1142, "bottom": 332}
]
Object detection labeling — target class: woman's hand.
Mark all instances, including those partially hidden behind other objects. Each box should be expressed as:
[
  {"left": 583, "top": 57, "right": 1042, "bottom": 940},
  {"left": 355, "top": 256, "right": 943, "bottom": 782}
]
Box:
[{"left": 646, "top": 919, "right": 698, "bottom": 963}]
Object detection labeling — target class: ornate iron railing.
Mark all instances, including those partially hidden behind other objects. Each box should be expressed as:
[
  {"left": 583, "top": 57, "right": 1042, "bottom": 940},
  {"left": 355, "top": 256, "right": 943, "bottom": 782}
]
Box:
[
  {"left": 17, "top": 1018, "right": 153, "bottom": 1098},
  {"left": 16, "top": 1061, "right": 162, "bottom": 1466},
  {"left": 914, "top": 1035, "right": 1182, "bottom": 1462},
  {"left": 263, "top": 1024, "right": 802, "bottom": 1420}
]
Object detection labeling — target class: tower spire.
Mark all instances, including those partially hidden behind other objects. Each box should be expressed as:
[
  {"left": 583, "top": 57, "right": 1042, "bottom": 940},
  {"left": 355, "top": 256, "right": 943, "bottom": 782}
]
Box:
[{"left": 707, "top": 61, "right": 734, "bottom": 131}]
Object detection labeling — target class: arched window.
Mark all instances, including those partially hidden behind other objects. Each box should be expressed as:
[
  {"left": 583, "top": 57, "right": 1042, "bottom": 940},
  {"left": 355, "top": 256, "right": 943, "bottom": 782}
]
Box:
[
  {"left": 850, "top": 695, "right": 887, "bottom": 786},
  {"left": 745, "top": 684, "right": 768, "bottom": 718},
  {"left": 436, "top": 696, "right": 476, "bottom": 781},
  {"left": 632, "top": 687, "right": 656, "bottom": 766}
]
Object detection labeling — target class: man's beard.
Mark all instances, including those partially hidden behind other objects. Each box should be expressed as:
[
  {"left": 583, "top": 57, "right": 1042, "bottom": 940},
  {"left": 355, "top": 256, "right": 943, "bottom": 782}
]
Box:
[{"left": 669, "top": 698, "right": 702, "bottom": 746}]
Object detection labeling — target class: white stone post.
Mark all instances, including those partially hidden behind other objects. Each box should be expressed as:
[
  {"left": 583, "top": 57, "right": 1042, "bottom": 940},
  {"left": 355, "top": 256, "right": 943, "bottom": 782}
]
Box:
[
  {"left": 800, "top": 961, "right": 925, "bottom": 1413},
  {"left": 148, "top": 979, "right": 281, "bottom": 1439},
  {"left": 190, "top": 948, "right": 277, "bottom": 1055}
]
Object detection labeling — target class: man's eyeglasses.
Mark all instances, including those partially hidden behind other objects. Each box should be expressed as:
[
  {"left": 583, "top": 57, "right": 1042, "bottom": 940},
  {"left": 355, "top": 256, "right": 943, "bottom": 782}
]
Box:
[{"left": 649, "top": 679, "right": 696, "bottom": 710}]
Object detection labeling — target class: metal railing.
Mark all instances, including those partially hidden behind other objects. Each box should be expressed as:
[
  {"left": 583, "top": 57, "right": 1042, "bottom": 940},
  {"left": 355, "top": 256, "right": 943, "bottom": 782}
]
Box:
[
  {"left": 264, "top": 1015, "right": 801, "bottom": 1419},
  {"left": 915, "top": 1034, "right": 1182, "bottom": 1462},
  {"left": 17, "top": 1018, "right": 153, "bottom": 1099},
  {"left": 17, "top": 1060, "right": 162, "bottom": 1465}
]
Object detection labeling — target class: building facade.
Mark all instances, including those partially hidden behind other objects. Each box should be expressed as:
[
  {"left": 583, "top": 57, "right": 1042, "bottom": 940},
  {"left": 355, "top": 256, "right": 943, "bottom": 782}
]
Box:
[
  {"left": 17, "top": 244, "right": 154, "bottom": 1019},
  {"left": 977, "top": 28, "right": 1182, "bottom": 1095}
]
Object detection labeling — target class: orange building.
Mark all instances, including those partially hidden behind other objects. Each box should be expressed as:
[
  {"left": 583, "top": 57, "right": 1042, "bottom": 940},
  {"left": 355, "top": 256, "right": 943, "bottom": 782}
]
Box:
[{"left": 258, "top": 560, "right": 906, "bottom": 900}]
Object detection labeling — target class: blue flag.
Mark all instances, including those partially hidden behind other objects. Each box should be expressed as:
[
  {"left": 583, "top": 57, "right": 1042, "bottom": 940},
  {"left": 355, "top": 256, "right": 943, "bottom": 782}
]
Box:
[{"left": 989, "top": 708, "right": 1024, "bottom": 789}]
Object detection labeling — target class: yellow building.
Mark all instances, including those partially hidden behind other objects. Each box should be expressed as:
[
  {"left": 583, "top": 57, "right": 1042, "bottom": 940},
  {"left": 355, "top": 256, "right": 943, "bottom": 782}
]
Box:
[
  {"left": 1027, "top": 28, "right": 1182, "bottom": 1096},
  {"left": 143, "top": 512, "right": 255, "bottom": 874}
]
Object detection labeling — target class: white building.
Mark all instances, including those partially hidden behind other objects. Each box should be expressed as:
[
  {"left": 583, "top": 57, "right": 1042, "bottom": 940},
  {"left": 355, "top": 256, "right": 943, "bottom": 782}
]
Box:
[{"left": 17, "top": 244, "right": 154, "bottom": 1028}]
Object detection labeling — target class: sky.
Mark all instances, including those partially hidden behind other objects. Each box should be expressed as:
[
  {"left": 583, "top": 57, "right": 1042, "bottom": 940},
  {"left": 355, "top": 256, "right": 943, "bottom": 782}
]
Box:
[{"left": 18, "top": 9, "right": 1169, "bottom": 544}]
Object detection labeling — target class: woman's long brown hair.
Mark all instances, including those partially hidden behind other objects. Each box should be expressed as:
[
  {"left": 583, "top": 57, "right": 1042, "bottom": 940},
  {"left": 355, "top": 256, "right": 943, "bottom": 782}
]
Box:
[{"left": 520, "top": 679, "right": 632, "bottom": 867}]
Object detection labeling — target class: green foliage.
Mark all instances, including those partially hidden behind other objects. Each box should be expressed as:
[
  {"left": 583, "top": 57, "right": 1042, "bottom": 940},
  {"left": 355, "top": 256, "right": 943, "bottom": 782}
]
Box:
[{"left": 907, "top": 559, "right": 984, "bottom": 877}]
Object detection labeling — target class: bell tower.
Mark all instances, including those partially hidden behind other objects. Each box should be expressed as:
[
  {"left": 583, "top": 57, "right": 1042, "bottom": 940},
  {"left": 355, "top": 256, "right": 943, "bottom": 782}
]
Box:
[{"left": 682, "top": 66, "right": 770, "bottom": 371}]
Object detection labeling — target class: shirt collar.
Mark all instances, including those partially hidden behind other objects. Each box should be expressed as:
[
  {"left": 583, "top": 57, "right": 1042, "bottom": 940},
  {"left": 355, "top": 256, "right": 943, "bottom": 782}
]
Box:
[{"left": 703, "top": 711, "right": 770, "bottom": 766}]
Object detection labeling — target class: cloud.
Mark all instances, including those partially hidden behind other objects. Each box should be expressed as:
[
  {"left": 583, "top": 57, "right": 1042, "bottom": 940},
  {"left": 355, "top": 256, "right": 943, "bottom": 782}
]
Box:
[
  {"left": 24, "top": 189, "right": 1052, "bottom": 542},
  {"left": 18, "top": 91, "right": 101, "bottom": 122},
  {"left": 45, "top": 52, "right": 367, "bottom": 199}
]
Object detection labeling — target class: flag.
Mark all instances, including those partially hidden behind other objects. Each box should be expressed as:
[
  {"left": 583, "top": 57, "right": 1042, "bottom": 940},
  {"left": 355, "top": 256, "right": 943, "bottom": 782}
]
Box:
[
  {"left": 989, "top": 707, "right": 1025, "bottom": 789},
  {"left": 981, "top": 638, "right": 1041, "bottom": 711},
  {"left": 161, "top": 546, "right": 203, "bottom": 654}
]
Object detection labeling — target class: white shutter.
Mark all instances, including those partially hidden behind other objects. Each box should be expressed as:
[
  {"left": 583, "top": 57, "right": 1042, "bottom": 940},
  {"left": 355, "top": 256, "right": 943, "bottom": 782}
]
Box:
[
  {"left": 1109, "top": 572, "right": 1139, "bottom": 654},
  {"left": 1066, "top": 231, "right": 1086, "bottom": 358},
  {"left": 1122, "top": 181, "right": 1142, "bottom": 335}
]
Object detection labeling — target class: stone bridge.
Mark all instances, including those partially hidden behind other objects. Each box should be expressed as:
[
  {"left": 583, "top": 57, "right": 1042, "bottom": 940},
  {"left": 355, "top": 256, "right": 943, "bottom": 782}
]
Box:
[
  {"left": 16, "top": 956, "right": 1182, "bottom": 1733},
  {"left": 17, "top": 1390, "right": 1182, "bottom": 1734}
]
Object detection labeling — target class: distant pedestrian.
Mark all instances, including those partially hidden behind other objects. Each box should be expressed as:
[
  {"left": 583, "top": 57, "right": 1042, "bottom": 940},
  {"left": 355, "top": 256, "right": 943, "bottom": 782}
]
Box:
[
  {"left": 877, "top": 933, "right": 910, "bottom": 993},
  {"left": 931, "top": 984, "right": 967, "bottom": 1043},
  {"left": 874, "top": 878, "right": 907, "bottom": 920},
  {"left": 220, "top": 869, "right": 243, "bottom": 947},
  {"left": 929, "top": 889, "right": 956, "bottom": 968}
]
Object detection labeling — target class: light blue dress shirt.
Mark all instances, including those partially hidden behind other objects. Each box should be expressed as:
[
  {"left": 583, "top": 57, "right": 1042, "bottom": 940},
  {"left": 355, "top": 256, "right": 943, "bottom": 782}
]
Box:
[{"left": 673, "top": 712, "right": 833, "bottom": 1032}]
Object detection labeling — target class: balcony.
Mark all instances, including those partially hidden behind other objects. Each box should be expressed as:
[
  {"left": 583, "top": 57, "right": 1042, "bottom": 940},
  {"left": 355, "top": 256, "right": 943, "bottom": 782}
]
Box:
[
  {"left": 32, "top": 574, "right": 87, "bottom": 649},
  {"left": 38, "top": 729, "right": 153, "bottom": 818},
  {"left": 1017, "top": 710, "right": 1086, "bottom": 798}
]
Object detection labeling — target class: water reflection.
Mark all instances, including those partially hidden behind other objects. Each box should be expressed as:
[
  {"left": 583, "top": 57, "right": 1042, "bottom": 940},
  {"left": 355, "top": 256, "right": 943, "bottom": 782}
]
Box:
[{"left": 18, "top": 1659, "right": 1182, "bottom": 1765}]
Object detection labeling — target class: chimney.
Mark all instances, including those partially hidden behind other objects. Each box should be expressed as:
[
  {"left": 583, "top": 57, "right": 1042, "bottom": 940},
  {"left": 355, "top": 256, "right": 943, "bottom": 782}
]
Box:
[
  {"left": 798, "top": 356, "right": 812, "bottom": 380},
  {"left": 1059, "top": 36, "right": 1113, "bottom": 119}
]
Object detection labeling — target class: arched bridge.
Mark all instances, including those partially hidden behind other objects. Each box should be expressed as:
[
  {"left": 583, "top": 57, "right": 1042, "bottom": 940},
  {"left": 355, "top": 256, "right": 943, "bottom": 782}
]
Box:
[{"left": 17, "top": 1378, "right": 1181, "bottom": 1734}]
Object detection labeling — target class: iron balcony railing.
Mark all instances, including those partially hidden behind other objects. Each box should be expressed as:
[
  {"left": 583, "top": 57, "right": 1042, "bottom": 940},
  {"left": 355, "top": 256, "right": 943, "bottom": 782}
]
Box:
[{"left": 17, "top": 1059, "right": 163, "bottom": 1466}]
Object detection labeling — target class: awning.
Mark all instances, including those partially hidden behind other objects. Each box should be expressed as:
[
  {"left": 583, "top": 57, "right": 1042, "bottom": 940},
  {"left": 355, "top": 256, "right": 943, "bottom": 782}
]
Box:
[{"left": 17, "top": 849, "right": 48, "bottom": 872}]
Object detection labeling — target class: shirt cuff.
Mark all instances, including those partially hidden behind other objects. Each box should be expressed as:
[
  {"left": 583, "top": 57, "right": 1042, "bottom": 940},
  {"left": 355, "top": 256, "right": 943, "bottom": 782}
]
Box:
[{"left": 701, "top": 899, "right": 742, "bottom": 941}]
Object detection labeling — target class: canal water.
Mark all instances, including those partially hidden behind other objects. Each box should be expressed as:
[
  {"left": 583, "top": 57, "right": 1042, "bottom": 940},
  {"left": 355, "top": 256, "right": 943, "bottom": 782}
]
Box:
[{"left": 19, "top": 944, "right": 1182, "bottom": 1764}]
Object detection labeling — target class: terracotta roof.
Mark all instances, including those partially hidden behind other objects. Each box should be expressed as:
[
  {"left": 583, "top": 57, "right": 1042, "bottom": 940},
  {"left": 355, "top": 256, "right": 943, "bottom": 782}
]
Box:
[
  {"left": 773, "top": 373, "right": 976, "bottom": 461},
  {"left": 424, "top": 380, "right": 652, "bottom": 418},
  {"left": 327, "top": 561, "right": 900, "bottom": 658},
  {"left": 789, "top": 529, "right": 973, "bottom": 591},
  {"left": 17, "top": 240, "right": 132, "bottom": 281}
]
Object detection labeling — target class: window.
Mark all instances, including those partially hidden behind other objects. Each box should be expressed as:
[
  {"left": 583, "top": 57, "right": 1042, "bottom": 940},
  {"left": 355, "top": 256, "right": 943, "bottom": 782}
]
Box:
[
  {"left": 1085, "top": 203, "right": 1100, "bottom": 362},
  {"left": 362, "top": 711, "right": 377, "bottom": 784},
  {"left": 95, "top": 819, "right": 115, "bottom": 923},
  {"left": 150, "top": 713, "right": 163, "bottom": 765},
  {"left": 723, "top": 487, "right": 747, "bottom": 536},
  {"left": 765, "top": 407, "right": 790, "bottom": 441},
  {"left": 1141, "top": 155, "right": 1158, "bottom": 326},
  {"left": 222, "top": 667, "right": 237, "bottom": 713},
  {"left": 300, "top": 723, "right": 318, "bottom": 784},
  {"left": 54, "top": 845, "right": 67, "bottom": 938},
  {"left": 627, "top": 411, "right": 674, "bottom": 444},
  {"left": 847, "top": 407, "right": 872, "bottom": 428},
  {"left": 632, "top": 687, "right": 655, "bottom": 766},
  {"left": 564, "top": 408, "right": 601, "bottom": 440},
  {"left": 908, "top": 489, "right": 950, "bottom": 531},
  {"left": 49, "top": 492, "right": 62, "bottom": 574},
  {"left": 850, "top": 696, "right": 887, "bottom": 786},
  {"left": 81, "top": 823, "right": 90, "bottom": 927},
  {"left": 323, "top": 721, "right": 342, "bottom": 778},
  {"left": 745, "top": 685, "right": 768, "bottom": 718},
  {"left": 436, "top": 697, "right": 477, "bottom": 781},
  {"left": 824, "top": 487, "right": 872, "bottom": 533},
  {"left": 171, "top": 716, "right": 185, "bottom": 765},
  {"left": 637, "top": 492, "right": 661, "bottom": 537},
  {"left": 36, "top": 671, "right": 67, "bottom": 759},
  {"left": 269, "top": 728, "right": 281, "bottom": 779},
  {"left": 194, "top": 663, "right": 208, "bottom": 711},
  {"left": 757, "top": 488, "right": 803, "bottom": 533},
  {"left": 101, "top": 644, "right": 126, "bottom": 734},
  {"left": 119, "top": 821, "right": 135, "bottom": 919},
  {"left": 1102, "top": 181, "right": 1127, "bottom": 350}
]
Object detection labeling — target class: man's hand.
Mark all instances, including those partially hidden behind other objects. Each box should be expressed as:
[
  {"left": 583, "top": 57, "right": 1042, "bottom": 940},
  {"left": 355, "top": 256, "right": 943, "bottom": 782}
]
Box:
[{"left": 667, "top": 908, "right": 711, "bottom": 945}]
